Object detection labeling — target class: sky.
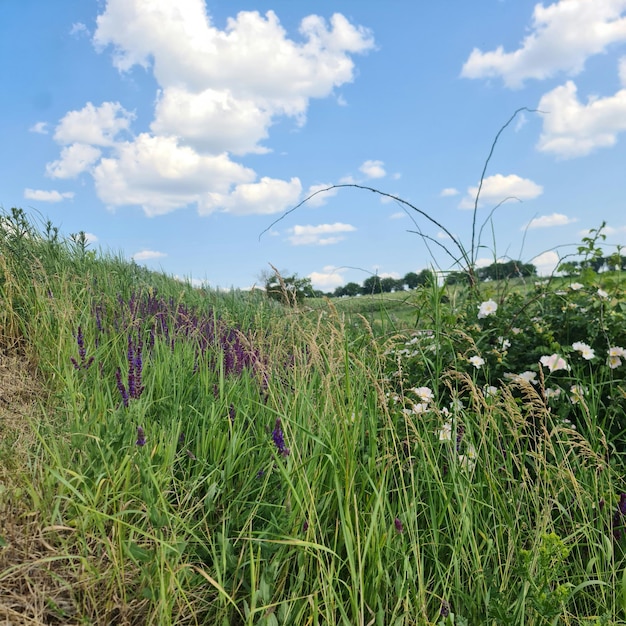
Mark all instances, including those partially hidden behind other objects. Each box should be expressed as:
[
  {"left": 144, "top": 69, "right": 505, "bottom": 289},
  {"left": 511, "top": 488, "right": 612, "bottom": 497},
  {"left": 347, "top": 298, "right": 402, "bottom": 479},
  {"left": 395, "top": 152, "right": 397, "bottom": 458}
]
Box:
[{"left": 2, "top": 0, "right": 626, "bottom": 291}]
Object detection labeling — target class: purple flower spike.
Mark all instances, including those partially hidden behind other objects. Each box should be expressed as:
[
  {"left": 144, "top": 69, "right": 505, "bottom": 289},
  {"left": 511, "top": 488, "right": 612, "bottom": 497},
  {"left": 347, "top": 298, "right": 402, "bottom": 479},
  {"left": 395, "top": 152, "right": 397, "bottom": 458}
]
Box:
[
  {"left": 394, "top": 517, "right": 404, "bottom": 534},
  {"left": 136, "top": 426, "right": 146, "bottom": 447},
  {"left": 71, "top": 325, "right": 94, "bottom": 370},
  {"left": 271, "top": 418, "right": 290, "bottom": 457},
  {"left": 116, "top": 368, "right": 129, "bottom": 408}
]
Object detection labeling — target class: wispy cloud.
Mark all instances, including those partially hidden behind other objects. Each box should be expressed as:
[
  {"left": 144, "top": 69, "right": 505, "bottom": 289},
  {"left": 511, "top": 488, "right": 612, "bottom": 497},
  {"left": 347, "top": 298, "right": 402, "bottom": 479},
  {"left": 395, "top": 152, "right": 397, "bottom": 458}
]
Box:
[
  {"left": 524, "top": 213, "right": 577, "bottom": 230},
  {"left": 287, "top": 222, "right": 356, "bottom": 246},
  {"left": 133, "top": 249, "right": 167, "bottom": 261},
  {"left": 440, "top": 187, "right": 459, "bottom": 197},
  {"left": 29, "top": 122, "right": 49, "bottom": 135},
  {"left": 23, "top": 188, "right": 75, "bottom": 202}
]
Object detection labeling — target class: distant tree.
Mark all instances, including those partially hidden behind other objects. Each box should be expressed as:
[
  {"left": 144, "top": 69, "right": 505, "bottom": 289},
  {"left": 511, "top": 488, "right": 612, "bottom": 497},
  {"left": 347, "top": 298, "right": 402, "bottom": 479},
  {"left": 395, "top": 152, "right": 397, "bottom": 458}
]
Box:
[
  {"left": 333, "top": 285, "right": 347, "bottom": 297},
  {"left": 416, "top": 268, "right": 435, "bottom": 287},
  {"left": 477, "top": 260, "right": 536, "bottom": 281},
  {"left": 558, "top": 260, "right": 580, "bottom": 276},
  {"left": 344, "top": 282, "right": 361, "bottom": 296},
  {"left": 362, "top": 275, "right": 383, "bottom": 294},
  {"left": 444, "top": 271, "right": 471, "bottom": 286},
  {"left": 403, "top": 272, "right": 420, "bottom": 289},
  {"left": 380, "top": 277, "right": 397, "bottom": 293},
  {"left": 264, "top": 271, "right": 314, "bottom": 305}
]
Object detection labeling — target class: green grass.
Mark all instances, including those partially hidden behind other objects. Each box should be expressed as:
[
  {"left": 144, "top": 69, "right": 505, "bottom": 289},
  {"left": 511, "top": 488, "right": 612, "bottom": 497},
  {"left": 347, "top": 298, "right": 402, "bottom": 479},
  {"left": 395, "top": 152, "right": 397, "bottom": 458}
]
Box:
[{"left": 1, "top": 207, "right": 626, "bottom": 625}]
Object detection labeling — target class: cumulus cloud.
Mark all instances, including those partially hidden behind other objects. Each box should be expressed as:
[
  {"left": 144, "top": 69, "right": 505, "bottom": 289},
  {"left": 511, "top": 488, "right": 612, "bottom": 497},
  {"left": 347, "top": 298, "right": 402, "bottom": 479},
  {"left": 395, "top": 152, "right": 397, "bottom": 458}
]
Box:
[
  {"left": 23, "top": 188, "right": 75, "bottom": 202},
  {"left": 359, "top": 159, "right": 386, "bottom": 178},
  {"left": 53, "top": 101, "right": 135, "bottom": 146},
  {"left": 531, "top": 250, "right": 561, "bottom": 275},
  {"left": 287, "top": 222, "right": 356, "bottom": 246},
  {"left": 461, "top": 0, "right": 626, "bottom": 88},
  {"left": 536, "top": 79, "right": 626, "bottom": 158},
  {"left": 84, "top": 232, "right": 99, "bottom": 244},
  {"left": 133, "top": 249, "right": 167, "bottom": 261},
  {"left": 46, "top": 143, "right": 102, "bottom": 179},
  {"left": 524, "top": 213, "right": 578, "bottom": 229},
  {"left": 43, "top": 0, "right": 374, "bottom": 217},
  {"left": 308, "top": 265, "right": 346, "bottom": 290},
  {"left": 459, "top": 174, "right": 543, "bottom": 209}
]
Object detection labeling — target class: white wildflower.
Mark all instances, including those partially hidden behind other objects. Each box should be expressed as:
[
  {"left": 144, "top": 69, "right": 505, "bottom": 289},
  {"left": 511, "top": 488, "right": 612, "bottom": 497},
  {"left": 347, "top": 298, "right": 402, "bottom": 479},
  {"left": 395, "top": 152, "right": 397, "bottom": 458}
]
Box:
[
  {"left": 411, "top": 386, "right": 434, "bottom": 404},
  {"left": 539, "top": 354, "right": 569, "bottom": 373},
  {"left": 477, "top": 299, "right": 498, "bottom": 319},
  {"left": 569, "top": 282, "right": 584, "bottom": 291},
  {"left": 572, "top": 341, "right": 595, "bottom": 360},
  {"left": 438, "top": 419, "right": 453, "bottom": 442},
  {"left": 469, "top": 355, "right": 485, "bottom": 369}
]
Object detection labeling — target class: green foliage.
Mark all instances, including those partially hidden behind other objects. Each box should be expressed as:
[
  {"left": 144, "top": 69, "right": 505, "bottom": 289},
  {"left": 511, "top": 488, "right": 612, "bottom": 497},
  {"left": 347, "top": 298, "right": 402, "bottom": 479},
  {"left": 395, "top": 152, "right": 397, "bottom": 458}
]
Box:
[{"left": 2, "top": 209, "right": 626, "bottom": 625}]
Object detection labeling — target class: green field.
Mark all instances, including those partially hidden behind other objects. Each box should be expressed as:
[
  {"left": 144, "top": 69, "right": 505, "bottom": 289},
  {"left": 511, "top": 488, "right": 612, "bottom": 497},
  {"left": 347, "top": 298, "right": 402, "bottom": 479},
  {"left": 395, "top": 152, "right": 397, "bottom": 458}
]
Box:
[{"left": 2, "top": 207, "right": 626, "bottom": 625}]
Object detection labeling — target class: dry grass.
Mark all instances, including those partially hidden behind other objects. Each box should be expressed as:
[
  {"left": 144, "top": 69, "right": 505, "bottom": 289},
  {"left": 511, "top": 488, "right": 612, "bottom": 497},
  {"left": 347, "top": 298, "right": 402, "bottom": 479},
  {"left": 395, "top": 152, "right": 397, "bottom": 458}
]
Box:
[{"left": 0, "top": 347, "right": 149, "bottom": 625}]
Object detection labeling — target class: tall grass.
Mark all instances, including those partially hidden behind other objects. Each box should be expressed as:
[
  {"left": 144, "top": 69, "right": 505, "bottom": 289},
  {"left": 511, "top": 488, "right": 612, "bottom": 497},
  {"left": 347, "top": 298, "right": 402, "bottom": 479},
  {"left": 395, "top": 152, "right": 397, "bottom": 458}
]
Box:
[{"left": 1, "top": 207, "right": 625, "bottom": 625}]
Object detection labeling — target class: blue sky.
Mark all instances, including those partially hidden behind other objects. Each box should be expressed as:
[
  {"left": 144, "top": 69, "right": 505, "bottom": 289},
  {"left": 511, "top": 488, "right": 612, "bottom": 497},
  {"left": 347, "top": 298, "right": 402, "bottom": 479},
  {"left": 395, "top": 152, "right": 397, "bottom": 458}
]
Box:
[{"left": 2, "top": 0, "right": 626, "bottom": 291}]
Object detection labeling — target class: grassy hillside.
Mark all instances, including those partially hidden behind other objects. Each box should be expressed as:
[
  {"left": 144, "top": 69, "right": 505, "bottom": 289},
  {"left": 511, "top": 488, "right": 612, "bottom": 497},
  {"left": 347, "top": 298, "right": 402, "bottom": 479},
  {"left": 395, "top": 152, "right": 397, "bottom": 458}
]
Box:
[{"left": 2, "top": 207, "right": 626, "bottom": 625}]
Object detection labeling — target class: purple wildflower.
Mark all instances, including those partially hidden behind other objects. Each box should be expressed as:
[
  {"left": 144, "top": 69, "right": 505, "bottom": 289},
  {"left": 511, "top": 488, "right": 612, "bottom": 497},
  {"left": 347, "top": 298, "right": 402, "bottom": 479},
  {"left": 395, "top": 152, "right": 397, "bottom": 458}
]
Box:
[
  {"left": 115, "top": 367, "right": 129, "bottom": 408},
  {"left": 71, "top": 325, "right": 94, "bottom": 370},
  {"left": 440, "top": 600, "right": 450, "bottom": 617},
  {"left": 394, "top": 517, "right": 404, "bottom": 534},
  {"left": 136, "top": 426, "right": 146, "bottom": 446},
  {"left": 271, "top": 418, "right": 290, "bottom": 457}
]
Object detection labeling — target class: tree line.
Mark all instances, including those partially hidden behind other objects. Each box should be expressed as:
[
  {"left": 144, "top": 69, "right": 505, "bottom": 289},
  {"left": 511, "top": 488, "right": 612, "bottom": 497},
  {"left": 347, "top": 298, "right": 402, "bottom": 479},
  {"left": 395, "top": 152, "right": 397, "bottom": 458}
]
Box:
[{"left": 264, "top": 260, "right": 538, "bottom": 304}]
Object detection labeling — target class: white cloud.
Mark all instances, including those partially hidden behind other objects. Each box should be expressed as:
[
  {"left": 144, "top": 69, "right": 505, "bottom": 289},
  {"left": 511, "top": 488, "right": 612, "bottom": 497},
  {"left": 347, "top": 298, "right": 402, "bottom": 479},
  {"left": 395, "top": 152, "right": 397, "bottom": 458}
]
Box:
[
  {"left": 46, "top": 143, "right": 102, "bottom": 179},
  {"left": 133, "top": 249, "right": 167, "bottom": 261},
  {"left": 29, "top": 122, "right": 48, "bottom": 135},
  {"left": 44, "top": 1, "right": 373, "bottom": 217},
  {"left": 390, "top": 211, "right": 406, "bottom": 220},
  {"left": 91, "top": 133, "right": 256, "bottom": 215},
  {"left": 441, "top": 187, "right": 460, "bottom": 197},
  {"left": 201, "top": 177, "right": 303, "bottom": 216},
  {"left": 84, "top": 232, "right": 98, "bottom": 244},
  {"left": 536, "top": 79, "right": 626, "bottom": 158},
  {"left": 461, "top": 0, "right": 626, "bottom": 88},
  {"left": 53, "top": 101, "right": 135, "bottom": 146},
  {"left": 459, "top": 174, "right": 543, "bottom": 209},
  {"left": 308, "top": 266, "right": 346, "bottom": 290},
  {"left": 287, "top": 222, "right": 356, "bottom": 246},
  {"left": 359, "top": 159, "right": 386, "bottom": 179},
  {"left": 475, "top": 257, "right": 495, "bottom": 269},
  {"left": 524, "top": 213, "right": 578, "bottom": 229},
  {"left": 531, "top": 250, "right": 560, "bottom": 275},
  {"left": 305, "top": 183, "right": 339, "bottom": 207},
  {"left": 70, "top": 22, "right": 89, "bottom": 37},
  {"left": 339, "top": 175, "right": 357, "bottom": 184},
  {"left": 23, "top": 188, "right": 75, "bottom": 202},
  {"left": 579, "top": 225, "right": 626, "bottom": 236}
]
